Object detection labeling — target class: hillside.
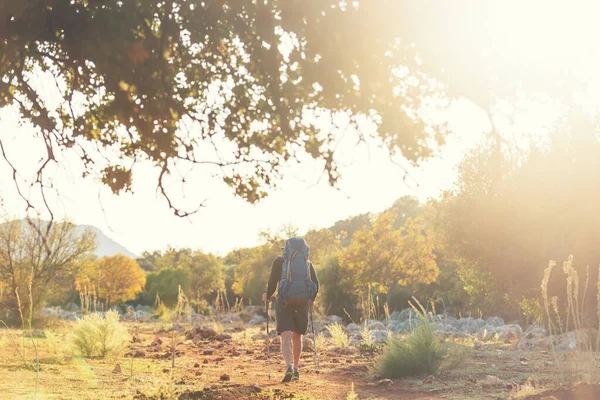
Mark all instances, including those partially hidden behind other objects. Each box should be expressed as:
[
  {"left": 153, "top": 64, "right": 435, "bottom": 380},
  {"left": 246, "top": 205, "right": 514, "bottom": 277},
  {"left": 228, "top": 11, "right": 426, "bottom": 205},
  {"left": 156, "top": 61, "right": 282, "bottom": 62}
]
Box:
[{"left": 76, "top": 225, "right": 137, "bottom": 259}]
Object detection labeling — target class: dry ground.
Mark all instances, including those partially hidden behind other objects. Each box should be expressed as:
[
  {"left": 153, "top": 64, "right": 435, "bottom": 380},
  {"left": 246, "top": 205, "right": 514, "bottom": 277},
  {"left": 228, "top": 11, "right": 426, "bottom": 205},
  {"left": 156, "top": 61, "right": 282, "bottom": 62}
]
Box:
[{"left": 0, "top": 319, "right": 597, "bottom": 400}]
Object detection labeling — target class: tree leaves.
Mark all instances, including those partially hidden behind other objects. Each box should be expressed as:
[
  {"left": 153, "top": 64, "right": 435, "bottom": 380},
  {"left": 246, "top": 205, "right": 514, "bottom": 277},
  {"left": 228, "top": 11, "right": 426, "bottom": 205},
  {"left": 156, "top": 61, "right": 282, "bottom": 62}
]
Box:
[{"left": 0, "top": 0, "right": 448, "bottom": 215}]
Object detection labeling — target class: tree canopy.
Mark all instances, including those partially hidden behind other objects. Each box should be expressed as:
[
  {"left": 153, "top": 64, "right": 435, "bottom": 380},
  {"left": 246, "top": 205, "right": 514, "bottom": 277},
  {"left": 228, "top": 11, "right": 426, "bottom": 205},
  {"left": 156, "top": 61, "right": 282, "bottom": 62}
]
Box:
[{"left": 0, "top": 0, "right": 454, "bottom": 216}]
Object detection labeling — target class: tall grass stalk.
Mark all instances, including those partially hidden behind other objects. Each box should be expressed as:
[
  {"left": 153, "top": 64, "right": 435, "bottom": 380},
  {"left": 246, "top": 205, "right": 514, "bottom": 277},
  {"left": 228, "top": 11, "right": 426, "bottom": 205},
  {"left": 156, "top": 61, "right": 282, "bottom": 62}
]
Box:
[
  {"left": 27, "top": 280, "right": 39, "bottom": 400},
  {"left": 346, "top": 383, "right": 358, "bottom": 400},
  {"left": 597, "top": 264, "right": 600, "bottom": 351}
]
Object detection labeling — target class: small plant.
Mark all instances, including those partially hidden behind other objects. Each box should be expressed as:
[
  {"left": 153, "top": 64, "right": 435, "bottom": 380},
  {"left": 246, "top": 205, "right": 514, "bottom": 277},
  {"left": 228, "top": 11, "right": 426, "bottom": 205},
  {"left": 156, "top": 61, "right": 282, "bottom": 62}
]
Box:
[
  {"left": 328, "top": 323, "right": 349, "bottom": 348},
  {"left": 346, "top": 382, "right": 358, "bottom": 400},
  {"left": 315, "top": 332, "right": 327, "bottom": 350},
  {"left": 359, "top": 324, "right": 374, "bottom": 346},
  {"left": 378, "top": 318, "right": 470, "bottom": 378},
  {"left": 45, "top": 330, "right": 66, "bottom": 364},
  {"left": 70, "top": 310, "right": 128, "bottom": 358}
]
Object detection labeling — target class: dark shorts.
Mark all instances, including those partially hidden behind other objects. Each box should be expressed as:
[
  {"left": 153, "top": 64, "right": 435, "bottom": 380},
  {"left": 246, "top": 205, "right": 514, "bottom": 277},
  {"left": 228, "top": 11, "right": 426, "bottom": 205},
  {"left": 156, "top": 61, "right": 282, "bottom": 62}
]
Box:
[{"left": 276, "top": 300, "right": 309, "bottom": 335}]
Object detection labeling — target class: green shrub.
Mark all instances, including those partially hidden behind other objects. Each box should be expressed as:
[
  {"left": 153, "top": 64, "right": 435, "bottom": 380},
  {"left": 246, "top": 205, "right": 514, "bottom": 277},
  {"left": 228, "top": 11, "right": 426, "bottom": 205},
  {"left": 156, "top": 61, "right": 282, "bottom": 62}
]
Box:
[
  {"left": 70, "top": 310, "right": 128, "bottom": 358},
  {"left": 328, "top": 323, "right": 349, "bottom": 347},
  {"left": 378, "top": 318, "right": 470, "bottom": 378}
]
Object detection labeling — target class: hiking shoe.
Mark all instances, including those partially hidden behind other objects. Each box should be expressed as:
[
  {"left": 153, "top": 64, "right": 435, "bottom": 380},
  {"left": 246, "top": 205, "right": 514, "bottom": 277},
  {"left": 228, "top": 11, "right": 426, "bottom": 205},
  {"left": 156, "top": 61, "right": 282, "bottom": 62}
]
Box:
[
  {"left": 281, "top": 366, "right": 294, "bottom": 383},
  {"left": 291, "top": 369, "right": 300, "bottom": 381}
]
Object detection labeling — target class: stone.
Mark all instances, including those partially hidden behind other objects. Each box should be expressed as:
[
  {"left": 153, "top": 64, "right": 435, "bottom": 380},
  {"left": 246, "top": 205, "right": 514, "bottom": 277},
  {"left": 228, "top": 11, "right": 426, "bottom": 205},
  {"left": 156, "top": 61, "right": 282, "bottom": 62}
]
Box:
[
  {"left": 216, "top": 333, "right": 232, "bottom": 342},
  {"left": 479, "top": 325, "right": 498, "bottom": 340},
  {"left": 473, "top": 340, "right": 485, "bottom": 350},
  {"left": 326, "top": 315, "right": 343, "bottom": 325},
  {"left": 367, "top": 321, "right": 386, "bottom": 331},
  {"left": 387, "top": 321, "right": 408, "bottom": 334},
  {"left": 556, "top": 332, "right": 578, "bottom": 351},
  {"left": 346, "top": 323, "right": 360, "bottom": 332},
  {"left": 377, "top": 379, "right": 393, "bottom": 386},
  {"left": 481, "top": 375, "right": 503, "bottom": 387},
  {"left": 458, "top": 318, "right": 479, "bottom": 334},
  {"left": 135, "top": 310, "right": 150, "bottom": 321},
  {"left": 485, "top": 317, "right": 505, "bottom": 327},
  {"left": 69, "top": 303, "right": 80, "bottom": 312},
  {"left": 330, "top": 346, "right": 357, "bottom": 355},
  {"left": 497, "top": 324, "right": 523, "bottom": 341},
  {"left": 372, "top": 330, "right": 389, "bottom": 344},
  {"left": 219, "top": 313, "right": 241, "bottom": 323},
  {"left": 113, "top": 364, "right": 122, "bottom": 374},
  {"left": 390, "top": 308, "right": 417, "bottom": 321},
  {"left": 248, "top": 315, "right": 267, "bottom": 325},
  {"left": 186, "top": 326, "right": 219, "bottom": 341},
  {"left": 252, "top": 333, "right": 267, "bottom": 341},
  {"left": 523, "top": 324, "right": 547, "bottom": 339},
  {"left": 203, "top": 348, "right": 215, "bottom": 355},
  {"left": 220, "top": 374, "right": 230, "bottom": 381}
]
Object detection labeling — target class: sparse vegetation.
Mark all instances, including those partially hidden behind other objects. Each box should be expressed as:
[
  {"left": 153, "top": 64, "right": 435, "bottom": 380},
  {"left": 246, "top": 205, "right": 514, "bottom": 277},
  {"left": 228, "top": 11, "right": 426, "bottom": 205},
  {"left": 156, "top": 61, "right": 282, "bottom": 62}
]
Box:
[
  {"left": 346, "top": 383, "right": 358, "bottom": 400},
  {"left": 70, "top": 311, "right": 128, "bottom": 358},
  {"left": 328, "top": 323, "right": 349, "bottom": 348},
  {"left": 378, "top": 318, "right": 470, "bottom": 378}
]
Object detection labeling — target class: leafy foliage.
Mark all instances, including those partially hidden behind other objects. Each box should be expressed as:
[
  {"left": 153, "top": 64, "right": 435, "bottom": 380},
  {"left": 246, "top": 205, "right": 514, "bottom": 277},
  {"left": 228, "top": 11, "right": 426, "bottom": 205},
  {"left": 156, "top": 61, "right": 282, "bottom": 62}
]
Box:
[
  {"left": 431, "top": 119, "right": 600, "bottom": 318},
  {"left": 0, "top": 1, "right": 446, "bottom": 215},
  {"left": 70, "top": 310, "right": 128, "bottom": 358},
  {"left": 0, "top": 218, "right": 96, "bottom": 321},
  {"left": 137, "top": 248, "right": 224, "bottom": 306},
  {"left": 140, "top": 267, "right": 189, "bottom": 308},
  {"left": 341, "top": 211, "right": 439, "bottom": 297},
  {"left": 327, "top": 323, "right": 349, "bottom": 348},
  {"left": 231, "top": 244, "right": 278, "bottom": 304},
  {"left": 316, "top": 254, "right": 357, "bottom": 317},
  {"left": 76, "top": 254, "right": 146, "bottom": 307}
]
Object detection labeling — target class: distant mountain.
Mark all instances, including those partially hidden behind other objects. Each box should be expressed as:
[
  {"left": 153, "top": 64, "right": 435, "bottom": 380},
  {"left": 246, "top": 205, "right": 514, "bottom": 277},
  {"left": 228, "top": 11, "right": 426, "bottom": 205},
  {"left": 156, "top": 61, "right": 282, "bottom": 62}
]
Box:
[
  {"left": 76, "top": 225, "right": 137, "bottom": 259},
  {"left": 6, "top": 220, "right": 138, "bottom": 259}
]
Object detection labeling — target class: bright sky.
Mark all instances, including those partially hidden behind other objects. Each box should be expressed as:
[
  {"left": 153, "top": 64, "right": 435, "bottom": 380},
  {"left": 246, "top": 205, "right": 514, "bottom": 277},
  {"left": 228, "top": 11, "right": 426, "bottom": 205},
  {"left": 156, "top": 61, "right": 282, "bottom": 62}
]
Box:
[
  {"left": 0, "top": 98, "right": 492, "bottom": 257},
  {"left": 5, "top": 1, "right": 599, "bottom": 257}
]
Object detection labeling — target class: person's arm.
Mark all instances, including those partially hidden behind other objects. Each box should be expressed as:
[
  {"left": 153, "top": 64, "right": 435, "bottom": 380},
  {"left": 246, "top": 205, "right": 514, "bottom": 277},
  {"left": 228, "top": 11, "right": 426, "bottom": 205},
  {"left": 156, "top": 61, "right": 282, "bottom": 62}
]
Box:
[
  {"left": 309, "top": 262, "right": 319, "bottom": 299},
  {"left": 265, "top": 256, "right": 283, "bottom": 300}
]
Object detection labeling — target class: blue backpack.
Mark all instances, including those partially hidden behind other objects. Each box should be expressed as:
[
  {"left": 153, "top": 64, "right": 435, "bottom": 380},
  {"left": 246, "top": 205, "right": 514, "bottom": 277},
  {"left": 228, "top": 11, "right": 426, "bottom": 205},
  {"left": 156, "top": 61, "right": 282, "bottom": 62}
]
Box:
[{"left": 277, "top": 237, "right": 317, "bottom": 305}]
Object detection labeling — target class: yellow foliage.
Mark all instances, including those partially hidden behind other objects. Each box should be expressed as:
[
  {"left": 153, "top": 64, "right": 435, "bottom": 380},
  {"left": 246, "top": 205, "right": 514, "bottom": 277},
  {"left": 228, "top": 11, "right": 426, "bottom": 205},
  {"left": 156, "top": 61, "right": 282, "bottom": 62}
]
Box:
[
  {"left": 77, "top": 254, "right": 146, "bottom": 306},
  {"left": 341, "top": 211, "right": 438, "bottom": 296}
]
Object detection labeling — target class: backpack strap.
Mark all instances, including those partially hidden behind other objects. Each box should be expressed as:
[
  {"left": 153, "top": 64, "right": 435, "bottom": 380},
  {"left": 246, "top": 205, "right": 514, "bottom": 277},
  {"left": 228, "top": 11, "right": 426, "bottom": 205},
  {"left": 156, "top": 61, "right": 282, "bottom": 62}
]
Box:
[{"left": 287, "top": 251, "right": 298, "bottom": 283}]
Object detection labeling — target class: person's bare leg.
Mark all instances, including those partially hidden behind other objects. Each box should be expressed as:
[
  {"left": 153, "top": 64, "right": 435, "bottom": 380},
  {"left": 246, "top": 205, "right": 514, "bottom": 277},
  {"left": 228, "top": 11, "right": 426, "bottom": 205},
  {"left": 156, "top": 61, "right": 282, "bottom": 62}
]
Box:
[
  {"left": 292, "top": 332, "right": 303, "bottom": 370},
  {"left": 280, "top": 331, "right": 293, "bottom": 367}
]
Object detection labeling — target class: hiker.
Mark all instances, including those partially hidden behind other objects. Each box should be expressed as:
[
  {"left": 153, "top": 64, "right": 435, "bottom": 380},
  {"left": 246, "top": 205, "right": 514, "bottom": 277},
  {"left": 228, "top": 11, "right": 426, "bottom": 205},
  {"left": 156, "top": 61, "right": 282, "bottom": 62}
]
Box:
[{"left": 262, "top": 237, "right": 319, "bottom": 382}]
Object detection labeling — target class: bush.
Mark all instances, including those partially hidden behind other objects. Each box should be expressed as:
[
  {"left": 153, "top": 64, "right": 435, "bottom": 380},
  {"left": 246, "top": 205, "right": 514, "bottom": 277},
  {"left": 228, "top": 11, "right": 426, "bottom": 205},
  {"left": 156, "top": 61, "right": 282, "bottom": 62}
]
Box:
[
  {"left": 378, "top": 318, "right": 470, "bottom": 378},
  {"left": 70, "top": 310, "right": 128, "bottom": 358},
  {"left": 328, "top": 323, "right": 349, "bottom": 347}
]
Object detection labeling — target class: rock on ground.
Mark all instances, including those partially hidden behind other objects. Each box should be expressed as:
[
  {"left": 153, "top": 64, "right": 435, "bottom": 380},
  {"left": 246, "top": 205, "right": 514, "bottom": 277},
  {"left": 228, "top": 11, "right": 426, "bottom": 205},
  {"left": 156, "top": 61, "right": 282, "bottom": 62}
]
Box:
[{"left": 497, "top": 324, "right": 523, "bottom": 341}]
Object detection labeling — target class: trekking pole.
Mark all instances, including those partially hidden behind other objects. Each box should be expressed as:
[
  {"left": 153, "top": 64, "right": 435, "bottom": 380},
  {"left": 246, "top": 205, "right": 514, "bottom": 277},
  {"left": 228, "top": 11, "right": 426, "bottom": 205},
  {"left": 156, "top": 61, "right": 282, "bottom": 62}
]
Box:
[
  {"left": 266, "top": 299, "right": 271, "bottom": 380},
  {"left": 310, "top": 305, "right": 319, "bottom": 372}
]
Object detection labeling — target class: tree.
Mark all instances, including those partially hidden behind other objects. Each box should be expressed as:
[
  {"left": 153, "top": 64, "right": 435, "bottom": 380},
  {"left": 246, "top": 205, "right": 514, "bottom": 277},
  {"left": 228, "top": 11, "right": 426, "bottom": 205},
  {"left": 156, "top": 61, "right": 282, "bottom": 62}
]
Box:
[
  {"left": 0, "top": 219, "right": 96, "bottom": 321},
  {"left": 187, "top": 251, "right": 224, "bottom": 299},
  {"left": 139, "top": 267, "right": 190, "bottom": 308},
  {"left": 0, "top": 1, "right": 452, "bottom": 216},
  {"left": 341, "top": 211, "right": 439, "bottom": 301},
  {"left": 136, "top": 248, "right": 223, "bottom": 304},
  {"left": 77, "top": 254, "right": 146, "bottom": 307},
  {"left": 231, "top": 244, "right": 278, "bottom": 304},
  {"left": 431, "top": 115, "right": 600, "bottom": 318}
]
